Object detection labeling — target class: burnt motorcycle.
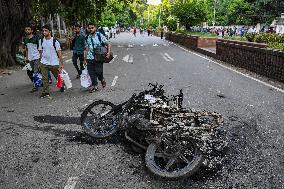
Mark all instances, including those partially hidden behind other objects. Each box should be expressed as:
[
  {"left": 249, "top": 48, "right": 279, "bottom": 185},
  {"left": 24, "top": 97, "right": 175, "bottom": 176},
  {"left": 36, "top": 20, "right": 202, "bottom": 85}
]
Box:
[{"left": 81, "top": 83, "right": 225, "bottom": 179}]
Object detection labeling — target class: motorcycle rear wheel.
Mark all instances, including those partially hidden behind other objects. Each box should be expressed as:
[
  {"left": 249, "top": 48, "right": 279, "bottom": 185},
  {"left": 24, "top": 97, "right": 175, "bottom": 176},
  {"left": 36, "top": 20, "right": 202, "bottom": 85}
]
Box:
[
  {"left": 145, "top": 139, "right": 203, "bottom": 179},
  {"left": 81, "top": 100, "right": 118, "bottom": 139}
]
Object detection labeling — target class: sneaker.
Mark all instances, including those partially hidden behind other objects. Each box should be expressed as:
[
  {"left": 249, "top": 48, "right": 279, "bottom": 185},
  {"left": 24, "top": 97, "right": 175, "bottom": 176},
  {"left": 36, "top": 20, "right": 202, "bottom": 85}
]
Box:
[
  {"left": 101, "top": 80, "right": 106, "bottom": 88},
  {"left": 40, "top": 93, "right": 50, "bottom": 98},
  {"left": 30, "top": 87, "right": 38, "bottom": 93},
  {"left": 89, "top": 86, "right": 98, "bottom": 93}
]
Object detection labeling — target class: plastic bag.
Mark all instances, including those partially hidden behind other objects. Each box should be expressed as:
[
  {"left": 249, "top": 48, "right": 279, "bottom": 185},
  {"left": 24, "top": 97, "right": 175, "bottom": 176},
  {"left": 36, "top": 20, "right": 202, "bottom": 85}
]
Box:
[
  {"left": 33, "top": 72, "right": 42, "bottom": 88},
  {"left": 60, "top": 69, "right": 72, "bottom": 89},
  {"left": 22, "top": 63, "right": 32, "bottom": 71},
  {"left": 80, "top": 68, "right": 91, "bottom": 88},
  {"left": 56, "top": 72, "right": 64, "bottom": 88}
]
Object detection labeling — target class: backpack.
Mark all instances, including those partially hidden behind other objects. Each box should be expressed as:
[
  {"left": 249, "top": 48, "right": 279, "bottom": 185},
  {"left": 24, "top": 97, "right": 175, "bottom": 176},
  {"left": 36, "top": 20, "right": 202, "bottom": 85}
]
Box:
[{"left": 40, "top": 37, "right": 61, "bottom": 57}]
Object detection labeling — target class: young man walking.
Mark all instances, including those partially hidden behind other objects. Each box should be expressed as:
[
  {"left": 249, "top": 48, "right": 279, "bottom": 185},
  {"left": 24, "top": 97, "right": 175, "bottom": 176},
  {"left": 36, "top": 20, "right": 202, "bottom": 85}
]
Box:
[
  {"left": 71, "top": 24, "right": 86, "bottom": 78},
  {"left": 23, "top": 25, "right": 40, "bottom": 92},
  {"left": 38, "top": 25, "right": 64, "bottom": 98},
  {"left": 84, "top": 23, "right": 110, "bottom": 93}
]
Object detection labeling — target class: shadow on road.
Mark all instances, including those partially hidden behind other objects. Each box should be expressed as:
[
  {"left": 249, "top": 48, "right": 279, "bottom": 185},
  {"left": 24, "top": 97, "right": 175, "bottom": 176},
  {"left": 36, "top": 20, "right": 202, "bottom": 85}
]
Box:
[
  {"left": 33, "top": 115, "right": 81, "bottom": 125},
  {"left": 0, "top": 119, "right": 122, "bottom": 145}
]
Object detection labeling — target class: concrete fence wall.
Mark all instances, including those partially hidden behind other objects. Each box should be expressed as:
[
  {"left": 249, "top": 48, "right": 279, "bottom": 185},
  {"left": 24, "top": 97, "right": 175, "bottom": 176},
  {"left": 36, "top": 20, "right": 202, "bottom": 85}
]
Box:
[
  {"left": 165, "top": 32, "right": 284, "bottom": 83},
  {"left": 217, "top": 40, "right": 284, "bottom": 82}
]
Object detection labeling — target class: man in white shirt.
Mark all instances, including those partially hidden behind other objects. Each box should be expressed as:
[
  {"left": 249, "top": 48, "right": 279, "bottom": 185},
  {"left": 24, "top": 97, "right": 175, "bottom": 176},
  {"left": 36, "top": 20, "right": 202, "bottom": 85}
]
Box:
[
  {"left": 113, "top": 27, "right": 116, "bottom": 38},
  {"left": 38, "top": 25, "right": 64, "bottom": 98},
  {"left": 248, "top": 26, "right": 257, "bottom": 33}
]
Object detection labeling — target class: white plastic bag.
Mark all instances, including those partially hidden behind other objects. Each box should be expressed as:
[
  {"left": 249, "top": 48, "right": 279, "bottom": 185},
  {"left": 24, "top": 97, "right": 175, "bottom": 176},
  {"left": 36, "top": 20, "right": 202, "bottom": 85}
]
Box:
[
  {"left": 22, "top": 63, "right": 32, "bottom": 71},
  {"left": 80, "top": 68, "right": 91, "bottom": 88},
  {"left": 60, "top": 69, "right": 72, "bottom": 89}
]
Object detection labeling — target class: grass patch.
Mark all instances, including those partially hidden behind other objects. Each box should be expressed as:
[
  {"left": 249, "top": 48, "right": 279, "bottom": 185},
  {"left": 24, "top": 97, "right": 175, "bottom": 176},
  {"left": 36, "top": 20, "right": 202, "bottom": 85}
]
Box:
[{"left": 224, "top": 36, "right": 248, "bottom": 41}]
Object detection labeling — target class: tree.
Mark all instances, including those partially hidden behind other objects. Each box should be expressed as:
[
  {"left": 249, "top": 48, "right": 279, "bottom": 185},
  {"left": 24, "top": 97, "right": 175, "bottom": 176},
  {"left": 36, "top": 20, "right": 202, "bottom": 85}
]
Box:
[
  {"left": 0, "top": 0, "right": 31, "bottom": 68},
  {"left": 226, "top": 0, "right": 253, "bottom": 25},
  {"left": 173, "top": 0, "right": 207, "bottom": 29},
  {"left": 0, "top": 0, "right": 108, "bottom": 68}
]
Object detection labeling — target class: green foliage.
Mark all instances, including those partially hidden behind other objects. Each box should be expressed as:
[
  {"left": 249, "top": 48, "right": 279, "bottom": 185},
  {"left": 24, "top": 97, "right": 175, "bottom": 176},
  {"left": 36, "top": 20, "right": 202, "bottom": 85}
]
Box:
[
  {"left": 268, "top": 42, "right": 284, "bottom": 50},
  {"left": 207, "top": 0, "right": 284, "bottom": 26},
  {"left": 226, "top": 0, "right": 253, "bottom": 25},
  {"left": 245, "top": 33, "right": 257, "bottom": 42},
  {"left": 254, "top": 33, "right": 277, "bottom": 44},
  {"left": 172, "top": 0, "right": 207, "bottom": 29},
  {"left": 166, "top": 16, "right": 177, "bottom": 31},
  {"left": 31, "top": 0, "right": 107, "bottom": 26},
  {"left": 99, "top": 9, "right": 116, "bottom": 27},
  {"left": 245, "top": 33, "right": 284, "bottom": 45}
]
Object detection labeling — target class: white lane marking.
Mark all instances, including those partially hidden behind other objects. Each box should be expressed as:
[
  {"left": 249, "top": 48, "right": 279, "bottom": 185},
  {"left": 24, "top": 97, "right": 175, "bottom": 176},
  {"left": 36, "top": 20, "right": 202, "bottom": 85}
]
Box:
[
  {"left": 164, "top": 53, "right": 174, "bottom": 61},
  {"left": 129, "top": 55, "right": 134, "bottom": 63},
  {"left": 122, "top": 55, "right": 129, "bottom": 62},
  {"left": 160, "top": 53, "right": 170, "bottom": 62},
  {"left": 128, "top": 44, "right": 134, "bottom": 48},
  {"left": 140, "top": 44, "right": 144, "bottom": 46},
  {"left": 109, "top": 55, "right": 117, "bottom": 64},
  {"left": 117, "top": 45, "right": 123, "bottom": 47},
  {"left": 111, "top": 76, "right": 118, "bottom": 87},
  {"left": 65, "top": 59, "right": 72, "bottom": 63},
  {"left": 64, "top": 177, "right": 79, "bottom": 189},
  {"left": 171, "top": 42, "right": 284, "bottom": 94},
  {"left": 153, "top": 43, "right": 159, "bottom": 47}
]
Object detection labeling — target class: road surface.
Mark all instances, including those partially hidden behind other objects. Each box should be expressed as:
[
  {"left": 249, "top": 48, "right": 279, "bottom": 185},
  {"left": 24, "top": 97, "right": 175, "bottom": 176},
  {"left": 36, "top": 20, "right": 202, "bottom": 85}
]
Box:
[{"left": 0, "top": 32, "right": 283, "bottom": 189}]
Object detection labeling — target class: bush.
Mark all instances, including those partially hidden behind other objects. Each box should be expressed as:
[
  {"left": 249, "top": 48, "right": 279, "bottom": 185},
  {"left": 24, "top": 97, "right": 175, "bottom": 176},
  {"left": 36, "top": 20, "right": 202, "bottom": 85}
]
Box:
[
  {"left": 245, "top": 33, "right": 256, "bottom": 42},
  {"left": 245, "top": 33, "right": 284, "bottom": 44},
  {"left": 268, "top": 42, "right": 284, "bottom": 50}
]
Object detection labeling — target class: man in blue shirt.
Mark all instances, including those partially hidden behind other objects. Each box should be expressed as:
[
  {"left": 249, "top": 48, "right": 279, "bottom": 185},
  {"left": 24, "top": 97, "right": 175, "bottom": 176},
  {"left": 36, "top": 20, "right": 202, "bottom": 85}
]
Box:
[
  {"left": 71, "top": 24, "right": 86, "bottom": 78},
  {"left": 84, "top": 23, "right": 111, "bottom": 93}
]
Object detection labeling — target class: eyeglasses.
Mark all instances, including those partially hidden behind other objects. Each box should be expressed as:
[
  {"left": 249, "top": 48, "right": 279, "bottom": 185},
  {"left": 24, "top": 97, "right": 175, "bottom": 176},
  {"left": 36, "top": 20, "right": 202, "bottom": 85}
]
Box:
[{"left": 89, "top": 27, "right": 95, "bottom": 29}]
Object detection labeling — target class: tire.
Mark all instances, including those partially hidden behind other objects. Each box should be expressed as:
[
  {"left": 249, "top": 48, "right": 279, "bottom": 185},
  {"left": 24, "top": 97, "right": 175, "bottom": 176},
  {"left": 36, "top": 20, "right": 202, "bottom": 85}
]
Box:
[
  {"left": 145, "top": 139, "right": 203, "bottom": 179},
  {"left": 81, "top": 100, "right": 118, "bottom": 139}
]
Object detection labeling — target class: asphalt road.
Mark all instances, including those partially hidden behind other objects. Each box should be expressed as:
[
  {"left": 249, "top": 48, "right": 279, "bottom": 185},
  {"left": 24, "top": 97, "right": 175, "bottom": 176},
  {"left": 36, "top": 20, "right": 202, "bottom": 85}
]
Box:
[{"left": 0, "top": 32, "right": 283, "bottom": 189}]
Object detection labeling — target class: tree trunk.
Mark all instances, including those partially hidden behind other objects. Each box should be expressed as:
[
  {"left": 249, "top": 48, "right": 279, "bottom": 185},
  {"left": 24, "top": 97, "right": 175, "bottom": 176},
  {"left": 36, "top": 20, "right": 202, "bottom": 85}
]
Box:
[{"left": 0, "top": 0, "right": 31, "bottom": 68}]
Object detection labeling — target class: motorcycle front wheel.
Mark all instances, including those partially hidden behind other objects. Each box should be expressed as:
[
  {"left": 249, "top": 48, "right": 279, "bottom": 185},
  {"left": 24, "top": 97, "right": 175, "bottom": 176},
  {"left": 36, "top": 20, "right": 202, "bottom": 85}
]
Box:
[
  {"left": 81, "top": 100, "right": 118, "bottom": 139},
  {"left": 145, "top": 139, "right": 203, "bottom": 179}
]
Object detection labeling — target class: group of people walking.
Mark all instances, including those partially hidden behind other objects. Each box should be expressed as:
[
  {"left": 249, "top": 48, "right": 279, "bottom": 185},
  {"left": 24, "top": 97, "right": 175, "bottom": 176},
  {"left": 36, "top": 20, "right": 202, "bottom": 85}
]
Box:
[{"left": 23, "top": 22, "right": 111, "bottom": 98}]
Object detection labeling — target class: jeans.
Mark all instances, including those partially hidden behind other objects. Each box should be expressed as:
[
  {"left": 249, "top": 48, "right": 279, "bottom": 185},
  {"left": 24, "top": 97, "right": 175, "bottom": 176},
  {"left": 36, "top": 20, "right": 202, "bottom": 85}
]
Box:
[
  {"left": 72, "top": 52, "right": 84, "bottom": 75},
  {"left": 87, "top": 59, "right": 104, "bottom": 87}
]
